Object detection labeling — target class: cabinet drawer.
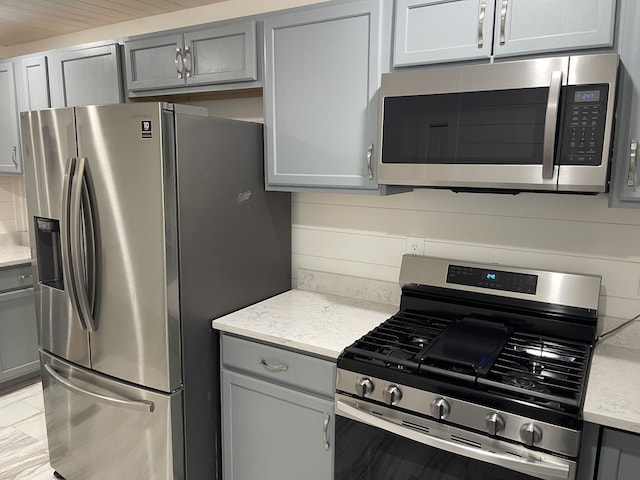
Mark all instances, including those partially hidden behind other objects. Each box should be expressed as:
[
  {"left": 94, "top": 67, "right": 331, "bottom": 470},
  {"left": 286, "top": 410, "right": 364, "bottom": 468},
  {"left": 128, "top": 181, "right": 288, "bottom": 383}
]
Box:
[
  {"left": 0, "top": 264, "right": 34, "bottom": 292},
  {"left": 221, "top": 334, "right": 336, "bottom": 397}
]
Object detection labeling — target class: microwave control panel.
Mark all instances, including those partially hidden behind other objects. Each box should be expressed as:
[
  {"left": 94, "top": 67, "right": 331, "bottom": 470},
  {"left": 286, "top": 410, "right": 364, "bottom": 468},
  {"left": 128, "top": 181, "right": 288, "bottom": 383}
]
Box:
[{"left": 559, "top": 84, "right": 609, "bottom": 166}]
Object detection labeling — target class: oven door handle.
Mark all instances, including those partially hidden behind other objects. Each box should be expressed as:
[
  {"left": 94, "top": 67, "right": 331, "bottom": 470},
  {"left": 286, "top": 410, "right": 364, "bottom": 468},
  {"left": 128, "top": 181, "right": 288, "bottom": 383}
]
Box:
[{"left": 336, "top": 400, "right": 571, "bottom": 480}]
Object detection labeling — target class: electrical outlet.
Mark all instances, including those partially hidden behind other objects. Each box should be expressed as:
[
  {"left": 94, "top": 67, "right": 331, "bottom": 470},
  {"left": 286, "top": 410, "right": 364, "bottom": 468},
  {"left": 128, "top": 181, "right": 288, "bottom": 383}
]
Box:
[{"left": 405, "top": 236, "right": 424, "bottom": 256}]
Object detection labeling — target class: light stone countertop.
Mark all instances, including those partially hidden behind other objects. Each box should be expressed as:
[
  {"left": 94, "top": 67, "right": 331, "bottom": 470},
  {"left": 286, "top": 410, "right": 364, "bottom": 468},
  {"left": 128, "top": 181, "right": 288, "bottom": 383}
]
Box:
[
  {"left": 583, "top": 331, "right": 640, "bottom": 433},
  {"left": 0, "top": 244, "right": 32, "bottom": 268},
  {"left": 213, "top": 289, "right": 397, "bottom": 359},
  {"left": 213, "top": 269, "right": 640, "bottom": 435}
]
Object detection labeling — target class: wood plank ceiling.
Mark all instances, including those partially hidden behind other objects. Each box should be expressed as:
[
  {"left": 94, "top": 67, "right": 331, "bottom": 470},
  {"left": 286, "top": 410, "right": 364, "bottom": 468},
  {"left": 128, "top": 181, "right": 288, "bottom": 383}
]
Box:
[{"left": 0, "top": 0, "right": 227, "bottom": 47}]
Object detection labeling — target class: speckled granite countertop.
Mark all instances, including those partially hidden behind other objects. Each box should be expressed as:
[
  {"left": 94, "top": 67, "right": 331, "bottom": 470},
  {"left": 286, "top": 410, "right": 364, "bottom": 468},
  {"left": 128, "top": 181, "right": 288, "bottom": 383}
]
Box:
[
  {"left": 0, "top": 237, "right": 31, "bottom": 268},
  {"left": 213, "top": 270, "right": 640, "bottom": 434},
  {"left": 583, "top": 324, "right": 640, "bottom": 433},
  {"left": 213, "top": 289, "right": 397, "bottom": 359}
]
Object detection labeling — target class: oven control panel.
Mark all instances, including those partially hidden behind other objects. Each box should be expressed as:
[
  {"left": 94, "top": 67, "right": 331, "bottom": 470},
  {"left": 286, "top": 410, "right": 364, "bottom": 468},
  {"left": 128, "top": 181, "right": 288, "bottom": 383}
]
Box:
[{"left": 446, "top": 265, "right": 538, "bottom": 295}]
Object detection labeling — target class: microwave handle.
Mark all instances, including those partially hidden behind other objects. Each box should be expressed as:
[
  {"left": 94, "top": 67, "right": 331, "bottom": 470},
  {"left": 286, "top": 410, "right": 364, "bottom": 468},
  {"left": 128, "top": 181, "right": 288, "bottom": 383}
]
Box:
[
  {"left": 542, "top": 71, "right": 563, "bottom": 179},
  {"left": 627, "top": 138, "right": 638, "bottom": 186}
]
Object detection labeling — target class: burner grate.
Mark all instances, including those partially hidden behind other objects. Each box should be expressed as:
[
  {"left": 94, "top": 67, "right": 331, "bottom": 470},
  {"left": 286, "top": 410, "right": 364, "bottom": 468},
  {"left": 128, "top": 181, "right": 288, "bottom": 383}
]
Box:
[
  {"left": 481, "top": 332, "right": 591, "bottom": 406},
  {"left": 343, "top": 311, "right": 449, "bottom": 370}
]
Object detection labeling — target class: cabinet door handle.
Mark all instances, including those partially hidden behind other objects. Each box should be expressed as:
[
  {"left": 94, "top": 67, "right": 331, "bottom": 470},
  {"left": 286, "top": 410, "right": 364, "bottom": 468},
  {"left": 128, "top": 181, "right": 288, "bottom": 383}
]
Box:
[
  {"left": 259, "top": 358, "right": 289, "bottom": 372},
  {"left": 499, "top": 0, "right": 509, "bottom": 45},
  {"left": 175, "top": 48, "right": 184, "bottom": 79},
  {"left": 11, "top": 145, "right": 17, "bottom": 167},
  {"left": 183, "top": 46, "right": 192, "bottom": 78},
  {"left": 477, "top": 0, "right": 487, "bottom": 48},
  {"left": 627, "top": 138, "right": 638, "bottom": 187},
  {"left": 18, "top": 274, "right": 33, "bottom": 280},
  {"left": 366, "top": 144, "right": 374, "bottom": 180},
  {"left": 322, "top": 414, "right": 330, "bottom": 450}
]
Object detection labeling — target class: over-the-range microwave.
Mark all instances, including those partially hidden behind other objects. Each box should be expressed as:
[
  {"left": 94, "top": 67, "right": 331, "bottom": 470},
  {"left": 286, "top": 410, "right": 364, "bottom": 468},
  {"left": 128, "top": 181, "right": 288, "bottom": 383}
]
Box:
[{"left": 378, "top": 53, "right": 619, "bottom": 193}]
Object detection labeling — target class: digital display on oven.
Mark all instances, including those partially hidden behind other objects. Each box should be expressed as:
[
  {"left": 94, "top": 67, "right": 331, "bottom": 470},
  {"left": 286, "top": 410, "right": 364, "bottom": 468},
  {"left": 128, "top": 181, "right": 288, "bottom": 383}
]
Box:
[
  {"left": 447, "top": 265, "right": 538, "bottom": 295},
  {"left": 573, "top": 90, "right": 601, "bottom": 103}
]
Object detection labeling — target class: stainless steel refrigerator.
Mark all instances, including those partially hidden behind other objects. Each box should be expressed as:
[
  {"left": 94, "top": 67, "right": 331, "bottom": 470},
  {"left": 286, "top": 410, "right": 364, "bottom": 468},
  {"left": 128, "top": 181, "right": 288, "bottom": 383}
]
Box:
[{"left": 20, "top": 103, "right": 291, "bottom": 480}]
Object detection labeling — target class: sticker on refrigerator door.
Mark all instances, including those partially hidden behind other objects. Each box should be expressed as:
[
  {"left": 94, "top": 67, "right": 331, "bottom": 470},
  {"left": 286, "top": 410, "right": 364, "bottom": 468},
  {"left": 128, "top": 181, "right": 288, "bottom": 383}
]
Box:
[{"left": 141, "top": 121, "right": 152, "bottom": 139}]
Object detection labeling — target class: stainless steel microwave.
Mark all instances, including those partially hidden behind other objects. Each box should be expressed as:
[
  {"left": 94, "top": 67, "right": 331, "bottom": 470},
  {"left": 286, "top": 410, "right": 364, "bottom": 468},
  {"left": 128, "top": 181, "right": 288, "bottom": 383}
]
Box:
[{"left": 378, "top": 53, "right": 619, "bottom": 193}]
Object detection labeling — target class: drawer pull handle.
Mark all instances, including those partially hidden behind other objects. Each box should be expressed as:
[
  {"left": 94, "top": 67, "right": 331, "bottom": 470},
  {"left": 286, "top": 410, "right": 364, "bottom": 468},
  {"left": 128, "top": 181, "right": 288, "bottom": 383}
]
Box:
[
  {"left": 259, "top": 358, "right": 288, "bottom": 372},
  {"left": 18, "top": 274, "right": 33, "bottom": 280}
]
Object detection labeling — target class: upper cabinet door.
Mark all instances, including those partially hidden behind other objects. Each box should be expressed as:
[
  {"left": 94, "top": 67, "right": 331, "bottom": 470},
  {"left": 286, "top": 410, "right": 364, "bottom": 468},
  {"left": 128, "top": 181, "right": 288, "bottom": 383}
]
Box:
[
  {"left": 0, "top": 62, "right": 21, "bottom": 175},
  {"left": 609, "top": 0, "right": 640, "bottom": 207},
  {"left": 184, "top": 20, "right": 257, "bottom": 86},
  {"left": 263, "top": 0, "right": 383, "bottom": 190},
  {"left": 394, "top": 0, "right": 495, "bottom": 66},
  {"left": 124, "top": 20, "right": 259, "bottom": 95},
  {"left": 49, "top": 43, "right": 123, "bottom": 108},
  {"left": 492, "top": 0, "right": 616, "bottom": 58},
  {"left": 124, "top": 33, "right": 186, "bottom": 91},
  {"left": 15, "top": 55, "right": 50, "bottom": 112},
  {"left": 394, "top": 0, "right": 616, "bottom": 66}
]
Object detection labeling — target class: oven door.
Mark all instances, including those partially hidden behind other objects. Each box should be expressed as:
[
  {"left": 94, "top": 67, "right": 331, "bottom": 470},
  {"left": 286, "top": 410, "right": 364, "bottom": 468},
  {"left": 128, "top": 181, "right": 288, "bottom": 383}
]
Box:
[{"left": 335, "top": 396, "right": 576, "bottom": 480}]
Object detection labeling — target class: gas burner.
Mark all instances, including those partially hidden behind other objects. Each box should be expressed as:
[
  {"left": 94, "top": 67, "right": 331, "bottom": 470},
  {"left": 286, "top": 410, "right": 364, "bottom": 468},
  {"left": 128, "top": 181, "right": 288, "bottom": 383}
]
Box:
[
  {"left": 410, "top": 336, "right": 430, "bottom": 348},
  {"left": 381, "top": 346, "right": 415, "bottom": 361},
  {"left": 501, "top": 371, "right": 551, "bottom": 394}
]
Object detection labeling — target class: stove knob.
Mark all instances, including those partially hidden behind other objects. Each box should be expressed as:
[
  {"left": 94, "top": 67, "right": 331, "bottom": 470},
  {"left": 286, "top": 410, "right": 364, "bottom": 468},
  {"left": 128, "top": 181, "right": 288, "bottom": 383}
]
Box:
[
  {"left": 355, "top": 378, "right": 374, "bottom": 397},
  {"left": 485, "top": 413, "right": 505, "bottom": 435},
  {"left": 383, "top": 385, "right": 402, "bottom": 405},
  {"left": 430, "top": 398, "right": 451, "bottom": 420},
  {"left": 520, "top": 423, "right": 543, "bottom": 446}
]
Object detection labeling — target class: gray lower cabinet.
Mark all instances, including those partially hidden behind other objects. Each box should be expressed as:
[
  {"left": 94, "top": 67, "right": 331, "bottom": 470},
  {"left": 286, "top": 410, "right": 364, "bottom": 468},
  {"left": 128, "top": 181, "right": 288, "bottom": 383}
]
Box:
[
  {"left": 393, "top": 0, "right": 616, "bottom": 67},
  {"left": 221, "top": 334, "right": 335, "bottom": 480},
  {"left": 0, "top": 61, "right": 21, "bottom": 175},
  {"left": 123, "top": 19, "right": 258, "bottom": 96},
  {"left": 263, "top": 0, "right": 387, "bottom": 192},
  {"left": 596, "top": 428, "right": 640, "bottom": 479},
  {"left": 0, "top": 264, "right": 39, "bottom": 388},
  {"left": 49, "top": 42, "right": 123, "bottom": 107},
  {"left": 610, "top": 0, "right": 640, "bottom": 207}
]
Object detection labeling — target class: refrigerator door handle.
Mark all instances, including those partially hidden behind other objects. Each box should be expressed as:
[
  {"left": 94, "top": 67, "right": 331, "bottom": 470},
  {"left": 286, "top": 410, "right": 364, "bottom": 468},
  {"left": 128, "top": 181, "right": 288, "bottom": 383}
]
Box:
[
  {"left": 69, "top": 157, "right": 98, "bottom": 332},
  {"left": 62, "top": 157, "right": 88, "bottom": 331},
  {"left": 44, "top": 364, "right": 155, "bottom": 413}
]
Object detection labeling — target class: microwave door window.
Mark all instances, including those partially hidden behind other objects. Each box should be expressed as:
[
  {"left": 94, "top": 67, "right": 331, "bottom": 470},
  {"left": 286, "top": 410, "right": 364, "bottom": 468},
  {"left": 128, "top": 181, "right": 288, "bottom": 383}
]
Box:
[{"left": 382, "top": 88, "right": 550, "bottom": 166}]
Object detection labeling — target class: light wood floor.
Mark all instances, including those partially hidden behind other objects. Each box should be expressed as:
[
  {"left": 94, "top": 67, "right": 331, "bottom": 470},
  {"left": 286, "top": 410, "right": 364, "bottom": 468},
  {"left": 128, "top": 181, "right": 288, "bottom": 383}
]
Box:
[{"left": 0, "top": 379, "right": 55, "bottom": 480}]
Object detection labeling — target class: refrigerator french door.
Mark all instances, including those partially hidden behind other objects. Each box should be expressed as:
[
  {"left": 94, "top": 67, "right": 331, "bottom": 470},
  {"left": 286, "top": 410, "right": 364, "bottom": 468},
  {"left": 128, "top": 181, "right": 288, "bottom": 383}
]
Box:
[{"left": 21, "top": 103, "right": 292, "bottom": 480}]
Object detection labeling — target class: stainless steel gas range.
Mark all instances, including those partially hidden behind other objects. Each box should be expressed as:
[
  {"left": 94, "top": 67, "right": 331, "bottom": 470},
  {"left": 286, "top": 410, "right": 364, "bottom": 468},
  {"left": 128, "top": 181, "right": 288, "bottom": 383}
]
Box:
[{"left": 335, "top": 255, "right": 601, "bottom": 480}]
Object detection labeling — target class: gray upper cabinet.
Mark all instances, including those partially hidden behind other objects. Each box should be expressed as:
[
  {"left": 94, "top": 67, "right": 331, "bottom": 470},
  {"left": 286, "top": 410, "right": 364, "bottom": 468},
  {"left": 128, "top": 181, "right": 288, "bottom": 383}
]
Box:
[
  {"left": 394, "top": 0, "right": 617, "bottom": 67},
  {"left": 124, "top": 19, "right": 258, "bottom": 96},
  {"left": 0, "top": 61, "right": 21, "bottom": 175},
  {"left": 610, "top": 0, "right": 640, "bottom": 207},
  {"left": 15, "top": 55, "right": 50, "bottom": 112},
  {"left": 596, "top": 428, "right": 640, "bottom": 479},
  {"left": 49, "top": 42, "right": 123, "bottom": 107},
  {"left": 263, "top": 0, "right": 384, "bottom": 191}
]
